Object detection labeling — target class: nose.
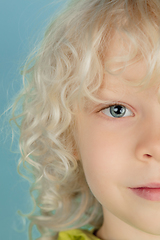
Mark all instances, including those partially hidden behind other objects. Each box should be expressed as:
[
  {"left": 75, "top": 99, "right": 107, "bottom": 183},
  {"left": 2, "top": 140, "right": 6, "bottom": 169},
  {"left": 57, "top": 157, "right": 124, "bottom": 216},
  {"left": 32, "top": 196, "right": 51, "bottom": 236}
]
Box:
[{"left": 135, "top": 122, "right": 160, "bottom": 163}]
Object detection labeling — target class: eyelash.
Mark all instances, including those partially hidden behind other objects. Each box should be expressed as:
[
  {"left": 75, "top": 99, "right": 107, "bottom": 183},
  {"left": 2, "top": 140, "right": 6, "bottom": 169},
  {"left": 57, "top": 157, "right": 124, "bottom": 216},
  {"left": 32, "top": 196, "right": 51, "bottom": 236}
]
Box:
[{"left": 99, "top": 103, "right": 134, "bottom": 119}]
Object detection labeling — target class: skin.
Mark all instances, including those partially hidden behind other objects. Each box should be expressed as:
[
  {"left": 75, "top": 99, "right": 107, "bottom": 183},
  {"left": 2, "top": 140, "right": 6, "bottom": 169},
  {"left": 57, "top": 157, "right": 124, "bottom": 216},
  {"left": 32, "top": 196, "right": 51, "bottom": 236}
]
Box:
[{"left": 75, "top": 34, "right": 160, "bottom": 240}]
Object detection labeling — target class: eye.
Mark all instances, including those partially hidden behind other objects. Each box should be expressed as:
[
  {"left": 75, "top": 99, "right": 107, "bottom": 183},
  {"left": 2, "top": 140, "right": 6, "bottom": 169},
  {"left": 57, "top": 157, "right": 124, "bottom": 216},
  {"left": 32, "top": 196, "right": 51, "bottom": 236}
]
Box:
[{"left": 101, "top": 104, "right": 133, "bottom": 118}]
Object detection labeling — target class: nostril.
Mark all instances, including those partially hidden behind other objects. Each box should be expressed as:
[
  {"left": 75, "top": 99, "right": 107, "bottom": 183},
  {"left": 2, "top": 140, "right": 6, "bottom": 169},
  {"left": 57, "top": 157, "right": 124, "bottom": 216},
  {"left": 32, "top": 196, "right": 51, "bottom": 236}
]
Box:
[{"left": 145, "top": 154, "right": 152, "bottom": 158}]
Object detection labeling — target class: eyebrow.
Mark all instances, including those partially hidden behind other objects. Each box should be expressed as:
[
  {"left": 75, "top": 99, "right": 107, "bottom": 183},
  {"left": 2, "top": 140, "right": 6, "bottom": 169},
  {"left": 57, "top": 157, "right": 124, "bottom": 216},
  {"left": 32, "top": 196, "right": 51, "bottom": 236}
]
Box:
[{"left": 98, "top": 83, "right": 127, "bottom": 96}]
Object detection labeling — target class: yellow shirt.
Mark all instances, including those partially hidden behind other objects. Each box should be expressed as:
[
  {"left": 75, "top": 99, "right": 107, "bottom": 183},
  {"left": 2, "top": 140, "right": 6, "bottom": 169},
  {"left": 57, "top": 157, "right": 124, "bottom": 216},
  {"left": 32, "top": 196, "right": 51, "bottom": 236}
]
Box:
[{"left": 58, "top": 229, "right": 101, "bottom": 240}]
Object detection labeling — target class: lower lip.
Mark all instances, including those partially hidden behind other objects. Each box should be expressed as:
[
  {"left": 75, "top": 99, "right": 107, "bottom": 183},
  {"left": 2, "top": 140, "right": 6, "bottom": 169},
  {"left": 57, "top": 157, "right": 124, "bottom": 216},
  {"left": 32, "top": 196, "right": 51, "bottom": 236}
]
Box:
[{"left": 129, "top": 188, "right": 160, "bottom": 201}]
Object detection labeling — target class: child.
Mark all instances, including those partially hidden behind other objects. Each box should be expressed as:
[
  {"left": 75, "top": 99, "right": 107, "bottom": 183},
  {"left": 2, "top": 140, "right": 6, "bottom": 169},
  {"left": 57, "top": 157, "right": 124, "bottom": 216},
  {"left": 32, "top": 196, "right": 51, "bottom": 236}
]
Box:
[{"left": 11, "top": 0, "right": 160, "bottom": 239}]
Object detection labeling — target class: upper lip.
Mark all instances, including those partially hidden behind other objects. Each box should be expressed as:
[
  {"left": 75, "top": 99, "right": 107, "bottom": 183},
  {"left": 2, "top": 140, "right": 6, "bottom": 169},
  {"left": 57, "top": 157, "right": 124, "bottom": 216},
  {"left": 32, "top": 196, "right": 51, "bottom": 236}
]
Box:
[{"left": 130, "top": 183, "right": 160, "bottom": 188}]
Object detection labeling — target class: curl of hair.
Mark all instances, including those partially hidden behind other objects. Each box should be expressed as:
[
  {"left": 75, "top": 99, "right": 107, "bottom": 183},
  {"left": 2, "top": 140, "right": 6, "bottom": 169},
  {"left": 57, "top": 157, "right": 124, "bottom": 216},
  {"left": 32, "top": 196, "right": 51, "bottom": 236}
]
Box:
[{"left": 10, "top": 0, "right": 160, "bottom": 239}]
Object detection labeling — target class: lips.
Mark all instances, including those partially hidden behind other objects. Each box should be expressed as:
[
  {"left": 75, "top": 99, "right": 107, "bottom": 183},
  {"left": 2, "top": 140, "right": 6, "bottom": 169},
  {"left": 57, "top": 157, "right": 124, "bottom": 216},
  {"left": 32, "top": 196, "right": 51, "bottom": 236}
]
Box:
[
  {"left": 131, "top": 183, "right": 160, "bottom": 188},
  {"left": 129, "top": 183, "right": 160, "bottom": 201}
]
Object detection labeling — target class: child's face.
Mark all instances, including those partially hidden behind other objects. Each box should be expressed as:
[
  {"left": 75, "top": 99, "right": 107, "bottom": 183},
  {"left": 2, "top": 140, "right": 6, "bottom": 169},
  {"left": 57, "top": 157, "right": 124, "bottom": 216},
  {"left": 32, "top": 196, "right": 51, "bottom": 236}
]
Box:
[{"left": 76, "top": 35, "right": 160, "bottom": 240}]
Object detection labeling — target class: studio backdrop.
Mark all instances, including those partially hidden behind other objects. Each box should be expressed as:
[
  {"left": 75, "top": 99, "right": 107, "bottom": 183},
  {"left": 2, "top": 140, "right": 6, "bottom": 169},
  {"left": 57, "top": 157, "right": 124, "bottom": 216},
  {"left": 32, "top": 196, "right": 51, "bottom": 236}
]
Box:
[{"left": 0, "top": 1, "right": 67, "bottom": 239}]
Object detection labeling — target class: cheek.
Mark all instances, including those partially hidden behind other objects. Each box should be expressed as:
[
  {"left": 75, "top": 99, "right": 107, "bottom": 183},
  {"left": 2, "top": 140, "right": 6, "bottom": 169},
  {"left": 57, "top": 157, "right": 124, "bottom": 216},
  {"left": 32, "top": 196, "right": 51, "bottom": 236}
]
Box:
[
  {"left": 78, "top": 117, "right": 127, "bottom": 172},
  {"left": 77, "top": 120, "right": 126, "bottom": 199},
  {"left": 76, "top": 112, "right": 137, "bottom": 202}
]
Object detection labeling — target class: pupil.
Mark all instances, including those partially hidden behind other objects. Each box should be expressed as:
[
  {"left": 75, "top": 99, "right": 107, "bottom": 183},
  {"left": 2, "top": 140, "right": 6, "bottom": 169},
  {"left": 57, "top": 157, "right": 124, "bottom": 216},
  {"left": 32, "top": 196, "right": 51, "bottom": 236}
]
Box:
[{"left": 110, "top": 105, "right": 126, "bottom": 117}]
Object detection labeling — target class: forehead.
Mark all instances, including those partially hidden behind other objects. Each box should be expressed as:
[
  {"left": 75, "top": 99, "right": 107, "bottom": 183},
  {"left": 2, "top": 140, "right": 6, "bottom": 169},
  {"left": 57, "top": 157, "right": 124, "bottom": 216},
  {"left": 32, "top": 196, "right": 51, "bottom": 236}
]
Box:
[
  {"left": 104, "top": 32, "right": 146, "bottom": 75},
  {"left": 102, "top": 32, "right": 160, "bottom": 88}
]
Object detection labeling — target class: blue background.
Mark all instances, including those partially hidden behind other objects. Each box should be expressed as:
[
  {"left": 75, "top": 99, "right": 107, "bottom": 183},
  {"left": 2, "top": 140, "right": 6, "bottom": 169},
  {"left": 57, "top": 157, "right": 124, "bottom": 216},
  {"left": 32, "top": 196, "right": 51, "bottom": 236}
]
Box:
[{"left": 0, "top": 1, "right": 67, "bottom": 239}]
